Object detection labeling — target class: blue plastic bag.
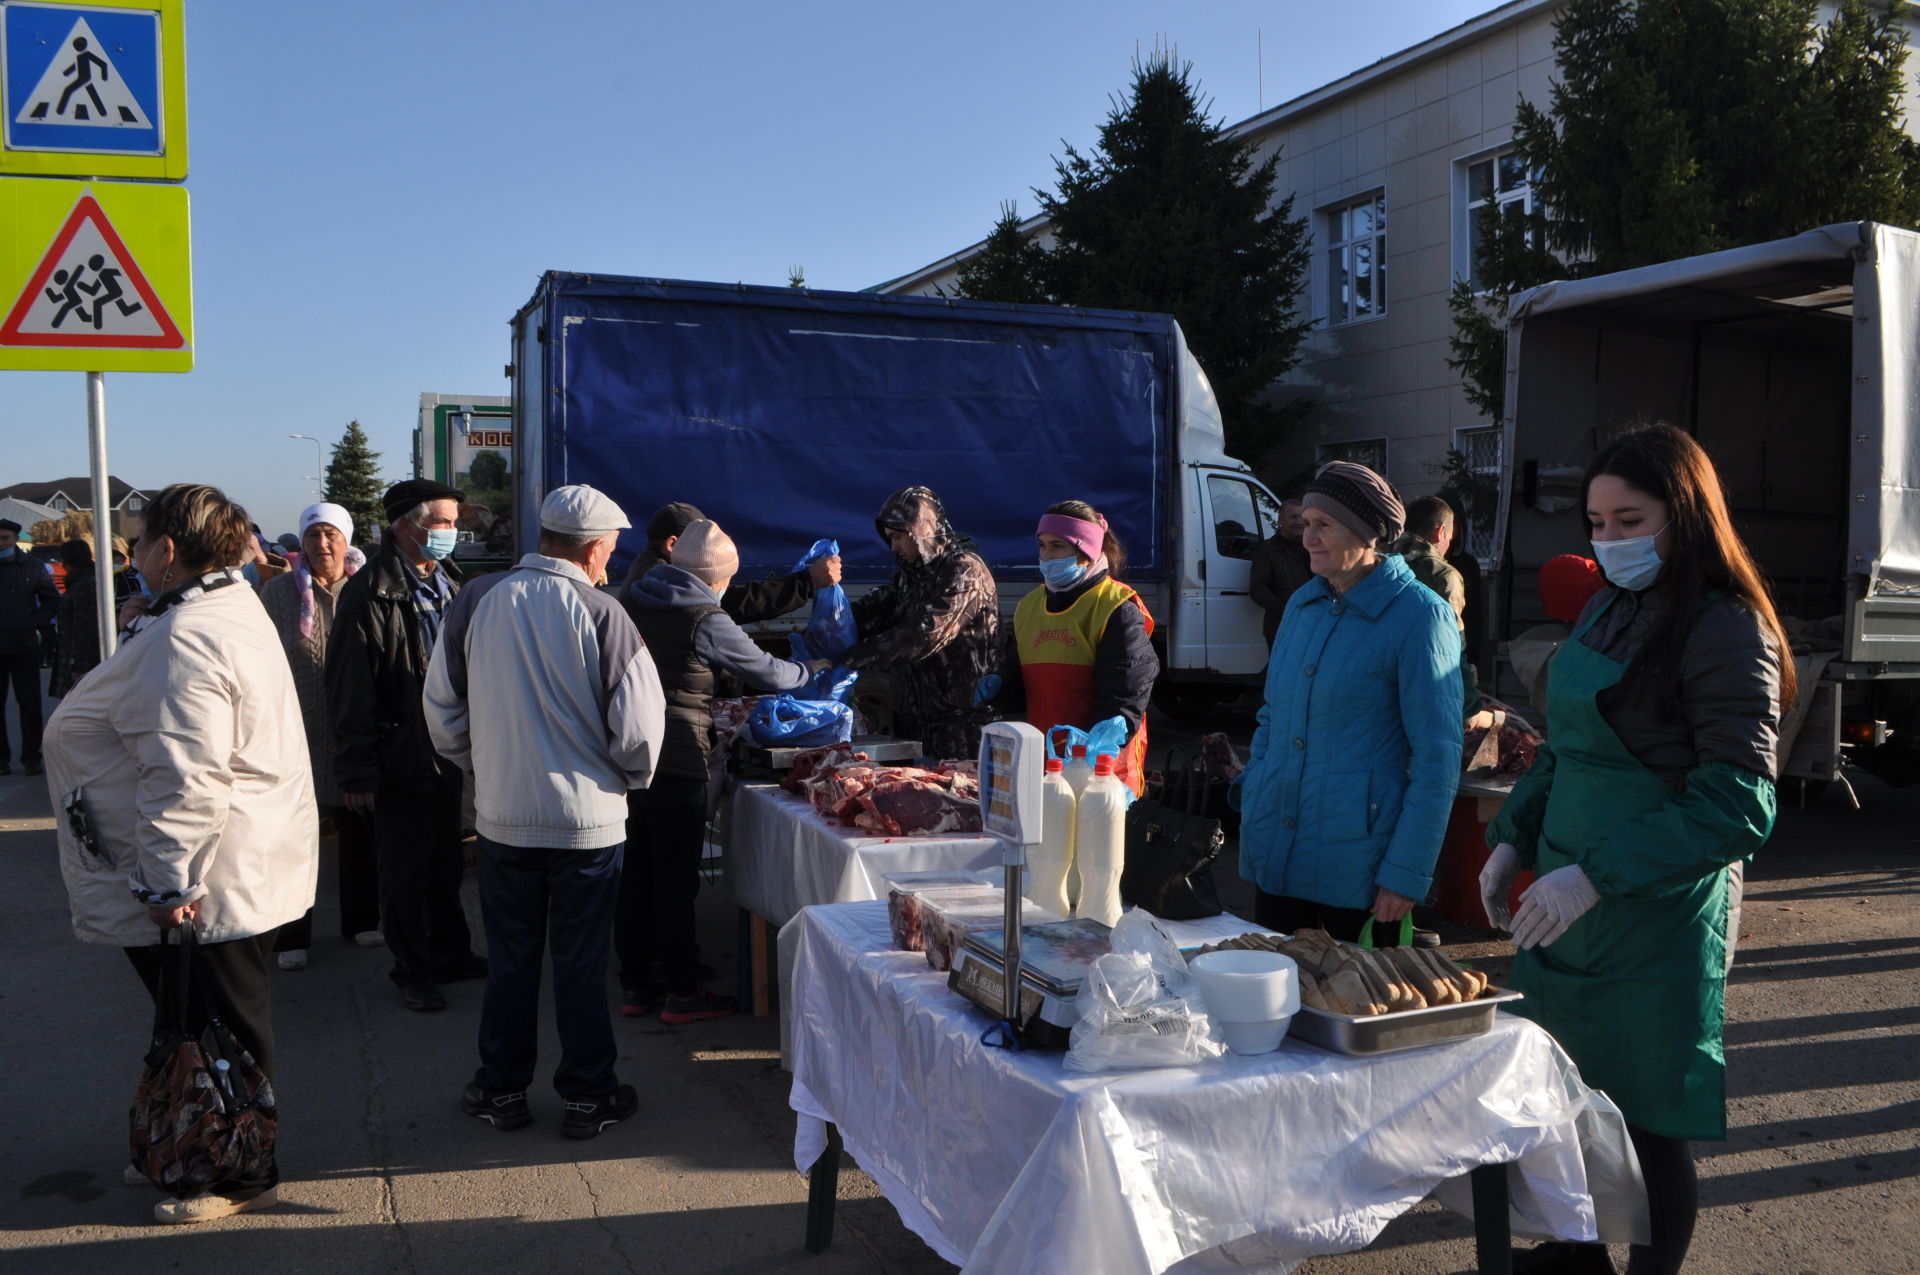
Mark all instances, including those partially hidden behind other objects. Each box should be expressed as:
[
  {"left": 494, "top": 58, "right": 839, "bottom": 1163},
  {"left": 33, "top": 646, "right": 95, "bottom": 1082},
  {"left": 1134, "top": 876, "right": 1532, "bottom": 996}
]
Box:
[
  {"left": 789, "top": 538, "right": 856, "bottom": 663},
  {"left": 746, "top": 695, "right": 853, "bottom": 749},
  {"left": 787, "top": 637, "right": 860, "bottom": 705}
]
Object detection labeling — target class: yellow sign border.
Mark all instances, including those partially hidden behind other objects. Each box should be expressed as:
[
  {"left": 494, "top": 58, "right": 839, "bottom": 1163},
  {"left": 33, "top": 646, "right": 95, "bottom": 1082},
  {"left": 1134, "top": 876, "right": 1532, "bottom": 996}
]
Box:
[
  {"left": 0, "top": 174, "right": 192, "bottom": 371},
  {"left": 0, "top": 0, "right": 187, "bottom": 180}
]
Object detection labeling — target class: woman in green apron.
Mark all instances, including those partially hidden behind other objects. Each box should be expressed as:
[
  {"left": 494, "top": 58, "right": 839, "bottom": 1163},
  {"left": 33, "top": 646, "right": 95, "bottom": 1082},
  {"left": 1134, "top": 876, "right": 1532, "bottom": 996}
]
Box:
[{"left": 1480, "top": 425, "right": 1793, "bottom": 1275}]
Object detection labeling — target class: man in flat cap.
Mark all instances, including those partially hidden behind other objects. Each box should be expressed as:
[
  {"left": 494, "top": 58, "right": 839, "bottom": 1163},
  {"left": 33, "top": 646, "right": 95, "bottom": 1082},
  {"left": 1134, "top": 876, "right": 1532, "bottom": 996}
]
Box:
[
  {"left": 0, "top": 517, "right": 58, "bottom": 776},
  {"left": 425, "top": 484, "right": 666, "bottom": 1137},
  {"left": 328, "top": 478, "right": 484, "bottom": 1011}
]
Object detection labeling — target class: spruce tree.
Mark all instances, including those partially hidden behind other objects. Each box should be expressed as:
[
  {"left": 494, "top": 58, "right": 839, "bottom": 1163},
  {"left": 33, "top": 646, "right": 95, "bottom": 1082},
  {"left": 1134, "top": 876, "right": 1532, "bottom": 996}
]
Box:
[
  {"left": 948, "top": 202, "right": 1050, "bottom": 305},
  {"left": 324, "top": 420, "right": 386, "bottom": 546},
  {"left": 956, "top": 52, "right": 1312, "bottom": 461},
  {"left": 1449, "top": 0, "right": 1920, "bottom": 420}
]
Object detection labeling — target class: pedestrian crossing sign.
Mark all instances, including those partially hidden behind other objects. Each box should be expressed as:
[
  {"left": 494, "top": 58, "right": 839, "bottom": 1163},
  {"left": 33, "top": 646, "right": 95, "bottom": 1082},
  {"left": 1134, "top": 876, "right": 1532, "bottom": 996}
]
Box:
[
  {"left": 0, "top": 176, "right": 190, "bottom": 370},
  {"left": 0, "top": 0, "right": 186, "bottom": 179}
]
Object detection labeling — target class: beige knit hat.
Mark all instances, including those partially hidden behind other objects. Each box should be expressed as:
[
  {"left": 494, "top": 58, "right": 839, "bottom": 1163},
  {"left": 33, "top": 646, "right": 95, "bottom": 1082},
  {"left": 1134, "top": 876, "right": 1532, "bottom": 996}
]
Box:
[{"left": 672, "top": 519, "right": 740, "bottom": 585}]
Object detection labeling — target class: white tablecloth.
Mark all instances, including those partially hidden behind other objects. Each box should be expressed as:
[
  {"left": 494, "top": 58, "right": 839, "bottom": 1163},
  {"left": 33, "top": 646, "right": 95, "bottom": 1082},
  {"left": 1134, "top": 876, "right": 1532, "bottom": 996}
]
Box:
[
  {"left": 725, "top": 782, "right": 1003, "bottom": 925},
  {"left": 787, "top": 901, "right": 1644, "bottom": 1275}
]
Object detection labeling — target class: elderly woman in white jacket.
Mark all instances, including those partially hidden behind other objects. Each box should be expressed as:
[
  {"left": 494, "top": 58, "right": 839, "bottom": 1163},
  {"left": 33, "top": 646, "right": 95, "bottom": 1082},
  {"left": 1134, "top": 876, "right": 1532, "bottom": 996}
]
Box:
[{"left": 45, "top": 483, "right": 316, "bottom": 1226}]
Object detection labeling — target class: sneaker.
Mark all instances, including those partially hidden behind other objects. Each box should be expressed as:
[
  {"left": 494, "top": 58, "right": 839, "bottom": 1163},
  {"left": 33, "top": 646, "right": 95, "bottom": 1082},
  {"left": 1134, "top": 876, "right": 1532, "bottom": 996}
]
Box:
[
  {"left": 621, "top": 985, "right": 666, "bottom": 1018},
  {"left": 1412, "top": 927, "right": 1442, "bottom": 949},
  {"left": 153, "top": 1185, "right": 279, "bottom": 1224},
  {"left": 401, "top": 981, "right": 446, "bottom": 1012},
  {"left": 659, "top": 987, "right": 737, "bottom": 1025},
  {"left": 462, "top": 1083, "right": 531, "bottom": 1131},
  {"left": 561, "top": 1084, "right": 637, "bottom": 1140},
  {"left": 352, "top": 930, "right": 385, "bottom": 948},
  {"left": 276, "top": 949, "right": 308, "bottom": 971},
  {"left": 123, "top": 1163, "right": 150, "bottom": 1187}
]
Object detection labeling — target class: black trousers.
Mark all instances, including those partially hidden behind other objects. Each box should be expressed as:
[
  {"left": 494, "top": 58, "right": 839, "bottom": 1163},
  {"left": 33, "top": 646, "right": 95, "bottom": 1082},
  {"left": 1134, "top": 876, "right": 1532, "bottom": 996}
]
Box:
[
  {"left": 0, "top": 646, "right": 42, "bottom": 764},
  {"left": 614, "top": 775, "right": 710, "bottom": 996},
  {"left": 372, "top": 773, "right": 472, "bottom": 986},
  {"left": 473, "top": 836, "right": 623, "bottom": 1097},
  {"left": 1252, "top": 890, "right": 1408, "bottom": 946},
  {"left": 275, "top": 805, "right": 380, "bottom": 950}
]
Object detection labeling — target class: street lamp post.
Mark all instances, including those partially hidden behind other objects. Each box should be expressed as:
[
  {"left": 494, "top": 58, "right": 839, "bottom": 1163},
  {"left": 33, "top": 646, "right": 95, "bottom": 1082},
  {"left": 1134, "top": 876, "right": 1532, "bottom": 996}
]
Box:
[{"left": 289, "top": 434, "right": 324, "bottom": 497}]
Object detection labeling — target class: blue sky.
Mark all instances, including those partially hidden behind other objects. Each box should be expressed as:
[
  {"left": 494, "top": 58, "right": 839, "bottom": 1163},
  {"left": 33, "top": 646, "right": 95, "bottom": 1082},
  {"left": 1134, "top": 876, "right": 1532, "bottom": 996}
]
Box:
[{"left": 3, "top": 0, "right": 1496, "bottom": 536}]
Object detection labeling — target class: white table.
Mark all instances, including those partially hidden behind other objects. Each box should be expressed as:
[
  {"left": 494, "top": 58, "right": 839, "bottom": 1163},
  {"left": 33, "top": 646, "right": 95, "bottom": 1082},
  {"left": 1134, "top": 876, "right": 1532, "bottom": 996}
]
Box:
[
  {"left": 786, "top": 901, "right": 1644, "bottom": 1275},
  {"left": 723, "top": 782, "right": 1003, "bottom": 1014}
]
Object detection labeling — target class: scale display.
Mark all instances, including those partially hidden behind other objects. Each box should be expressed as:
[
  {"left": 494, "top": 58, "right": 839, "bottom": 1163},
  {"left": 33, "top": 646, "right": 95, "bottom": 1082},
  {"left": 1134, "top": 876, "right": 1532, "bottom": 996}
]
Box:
[{"left": 977, "top": 721, "right": 1043, "bottom": 844}]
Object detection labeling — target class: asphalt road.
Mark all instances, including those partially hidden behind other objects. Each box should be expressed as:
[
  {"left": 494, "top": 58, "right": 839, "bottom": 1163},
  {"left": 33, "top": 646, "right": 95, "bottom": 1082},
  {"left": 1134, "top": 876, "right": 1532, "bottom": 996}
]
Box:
[{"left": 2, "top": 684, "right": 1916, "bottom": 1273}]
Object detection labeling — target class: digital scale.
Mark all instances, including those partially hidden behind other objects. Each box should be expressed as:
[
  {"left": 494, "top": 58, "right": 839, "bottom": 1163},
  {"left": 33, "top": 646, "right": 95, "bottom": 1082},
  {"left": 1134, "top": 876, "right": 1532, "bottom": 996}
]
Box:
[{"left": 945, "top": 721, "right": 1108, "bottom": 1048}]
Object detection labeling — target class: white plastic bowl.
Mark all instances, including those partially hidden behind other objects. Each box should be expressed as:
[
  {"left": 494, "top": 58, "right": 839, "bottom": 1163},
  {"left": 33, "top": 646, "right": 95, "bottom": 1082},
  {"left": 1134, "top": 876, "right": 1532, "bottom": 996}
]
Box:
[
  {"left": 1189, "top": 949, "right": 1300, "bottom": 1021},
  {"left": 1219, "top": 1018, "right": 1291, "bottom": 1056}
]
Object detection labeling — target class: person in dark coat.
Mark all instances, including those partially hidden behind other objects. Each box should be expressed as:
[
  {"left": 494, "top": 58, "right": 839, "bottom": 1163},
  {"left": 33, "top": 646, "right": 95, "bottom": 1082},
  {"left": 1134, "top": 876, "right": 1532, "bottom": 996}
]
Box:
[
  {"left": 845, "top": 487, "right": 1000, "bottom": 760},
  {"left": 326, "top": 478, "right": 483, "bottom": 1011},
  {"left": 1248, "top": 484, "right": 1313, "bottom": 647},
  {"left": 616, "top": 519, "right": 826, "bottom": 1023},
  {"left": 618, "top": 501, "right": 841, "bottom": 624},
  {"left": 0, "top": 517, "right": 58, "bottom": 775}
]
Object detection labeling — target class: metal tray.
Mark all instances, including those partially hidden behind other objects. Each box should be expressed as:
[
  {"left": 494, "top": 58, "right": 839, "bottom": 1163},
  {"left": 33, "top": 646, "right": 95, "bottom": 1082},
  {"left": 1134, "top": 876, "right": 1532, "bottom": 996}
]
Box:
[
  {"left": 735, "top": 735, "right": 922, "bottom": 776},
  {"left": 1288, "top": 987, "right": 1524, "bottom": 1056}
]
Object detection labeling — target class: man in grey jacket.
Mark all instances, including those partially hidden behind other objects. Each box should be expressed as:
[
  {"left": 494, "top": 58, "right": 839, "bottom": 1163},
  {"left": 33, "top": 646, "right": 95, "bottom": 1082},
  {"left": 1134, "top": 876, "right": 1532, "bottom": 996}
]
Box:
[{"left": 424, "top": 485, "right": 666, "bottom": 1139}]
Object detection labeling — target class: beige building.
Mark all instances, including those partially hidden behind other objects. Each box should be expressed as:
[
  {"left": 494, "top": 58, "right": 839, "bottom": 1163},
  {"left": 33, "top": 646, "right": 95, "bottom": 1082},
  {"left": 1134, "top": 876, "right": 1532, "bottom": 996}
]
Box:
[{"left": 882, "top": 0, "right": 1920, "bottom": 562}]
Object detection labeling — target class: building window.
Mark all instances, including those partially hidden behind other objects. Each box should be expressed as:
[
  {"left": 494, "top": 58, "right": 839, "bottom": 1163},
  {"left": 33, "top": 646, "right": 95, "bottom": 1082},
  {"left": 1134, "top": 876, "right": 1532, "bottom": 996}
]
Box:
[
  {"left": 1453, "top": 425, "right": 1503, "bottom": 562},
  {"left": 50, "top": 493, "right": 69, "bottom": 511},
  {"left": 1462, "top": 151, "right": 1535, "bottom": 291},
  {"left": 1317, "top": 438, "right": 1389, "bottom": 476},
  {"left": 1326, "top": 191, "right": 1387, "bottom": 325},
  {"left": 125, "top": 495, "right": 144, "bottom": 512}
]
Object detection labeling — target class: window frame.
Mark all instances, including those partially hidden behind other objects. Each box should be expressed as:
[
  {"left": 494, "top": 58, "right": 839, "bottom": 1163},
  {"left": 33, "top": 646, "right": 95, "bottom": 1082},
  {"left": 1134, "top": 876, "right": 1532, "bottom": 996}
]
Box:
[
  {"left": 1315, "top": 437, "right": 1389, "bottom": 476},
  {"left": 1451, "top": 424, "right": 1503, "bottom": 566},
  {"left": 1323, "top": 189, "right": 1389, "bottom": 327},
  {"left": 1455, "top": 147, "right": 1537, "bottom": 293}
]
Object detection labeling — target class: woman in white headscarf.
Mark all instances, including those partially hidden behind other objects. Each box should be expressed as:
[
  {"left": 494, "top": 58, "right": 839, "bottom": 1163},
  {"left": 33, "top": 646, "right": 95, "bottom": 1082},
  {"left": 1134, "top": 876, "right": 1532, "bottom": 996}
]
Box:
[{"left": 259, "top": 503, "right": 378, "bottom": 969}]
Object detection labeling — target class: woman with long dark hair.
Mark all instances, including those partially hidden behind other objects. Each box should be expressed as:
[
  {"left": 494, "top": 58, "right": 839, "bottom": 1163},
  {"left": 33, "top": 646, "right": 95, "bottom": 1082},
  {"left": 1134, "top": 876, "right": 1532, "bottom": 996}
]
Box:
[{"left": 1482, "top": 424, "right": 1792, "bottom": 1274}]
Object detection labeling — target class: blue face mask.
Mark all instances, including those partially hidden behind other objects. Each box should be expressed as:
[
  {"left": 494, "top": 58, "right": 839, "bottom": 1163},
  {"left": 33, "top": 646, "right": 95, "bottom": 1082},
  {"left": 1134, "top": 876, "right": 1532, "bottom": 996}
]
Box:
[
  {"left": 0, "top": 546, "right": 14, "bottom": 560},
  {"left": 1591, "top": 524, "right": 1667, "bottom": 592},
  {"left": 423, "top": 528, "right": 458, "bottom": 560},
  {"left": 1039, "top": 556, "right": 1088, "bottom": 591}
]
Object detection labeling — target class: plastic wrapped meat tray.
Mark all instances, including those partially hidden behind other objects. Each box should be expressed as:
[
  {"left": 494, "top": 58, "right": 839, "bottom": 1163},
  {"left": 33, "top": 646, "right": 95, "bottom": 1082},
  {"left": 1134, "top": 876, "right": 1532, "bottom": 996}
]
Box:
[{"left": 885, "top": 873, "right": 993, "bottom": 952}]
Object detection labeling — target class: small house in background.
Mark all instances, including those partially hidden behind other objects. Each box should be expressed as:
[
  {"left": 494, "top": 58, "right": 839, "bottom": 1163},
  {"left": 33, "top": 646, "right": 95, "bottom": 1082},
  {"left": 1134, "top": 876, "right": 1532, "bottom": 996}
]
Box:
[{"left": 0, "top": 476, "right": 149, "bottom": 539}]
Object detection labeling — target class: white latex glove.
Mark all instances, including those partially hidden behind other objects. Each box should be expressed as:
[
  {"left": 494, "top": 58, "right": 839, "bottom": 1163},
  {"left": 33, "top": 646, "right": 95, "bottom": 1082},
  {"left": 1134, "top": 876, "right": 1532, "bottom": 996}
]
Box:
[
  {"left": 1510, "top": 863, "right": 1601, "bottom": 950},
  {"left": 1479, "top": 842, "right": 1522, "bottom": 930}
]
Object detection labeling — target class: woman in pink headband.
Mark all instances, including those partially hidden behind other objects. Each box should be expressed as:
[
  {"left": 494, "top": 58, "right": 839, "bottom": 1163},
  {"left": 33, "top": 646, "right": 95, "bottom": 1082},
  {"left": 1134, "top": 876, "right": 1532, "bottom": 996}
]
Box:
[{"left": 987, "top": 500, "right": 1159, "bottom": 796}]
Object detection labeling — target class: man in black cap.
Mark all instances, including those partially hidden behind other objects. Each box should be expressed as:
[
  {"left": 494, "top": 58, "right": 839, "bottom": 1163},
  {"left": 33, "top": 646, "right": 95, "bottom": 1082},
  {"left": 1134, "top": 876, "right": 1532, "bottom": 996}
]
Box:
[
  {"left": 0, "top": 518, "right": 58, "bottom": 776},
  {"left": 618, "top": 501, "right": 839, "bottom": 624},
  {"left": 328, "top": 478, "right": 484, "bottom": 1010}
]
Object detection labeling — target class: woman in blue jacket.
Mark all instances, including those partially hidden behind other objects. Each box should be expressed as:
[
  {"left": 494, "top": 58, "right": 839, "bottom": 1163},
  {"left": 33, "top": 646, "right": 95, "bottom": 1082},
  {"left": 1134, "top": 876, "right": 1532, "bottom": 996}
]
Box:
[{"left": 1234, "top": 461, "right": 1462, "bottom": 941}]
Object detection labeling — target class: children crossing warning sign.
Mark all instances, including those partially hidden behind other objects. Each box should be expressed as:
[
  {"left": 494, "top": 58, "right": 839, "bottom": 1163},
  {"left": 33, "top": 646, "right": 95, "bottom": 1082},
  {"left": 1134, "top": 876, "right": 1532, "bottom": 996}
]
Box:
[
  {"left": 1, "top": 0, "right": 186, "bottom": 180},
  {"left": 0, "top": 176, "right": 191, "bottom": 371}
]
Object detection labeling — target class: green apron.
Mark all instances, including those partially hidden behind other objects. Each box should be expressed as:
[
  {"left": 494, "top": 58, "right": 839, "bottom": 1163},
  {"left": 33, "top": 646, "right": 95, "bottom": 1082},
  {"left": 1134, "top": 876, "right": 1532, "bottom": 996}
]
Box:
[{"left": 1508, "top": 596, "right": 1731, "bottom": 1140}]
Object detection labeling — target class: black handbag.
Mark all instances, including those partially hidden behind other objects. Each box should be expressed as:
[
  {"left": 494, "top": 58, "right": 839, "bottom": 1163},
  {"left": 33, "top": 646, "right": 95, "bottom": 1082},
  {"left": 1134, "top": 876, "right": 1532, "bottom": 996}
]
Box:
[
  {"left": 128, "top": 921, "right": 278, "bottom": 1193},
  {"left": 1120, "top": 748, "right": 1224, "bottom": 920}
]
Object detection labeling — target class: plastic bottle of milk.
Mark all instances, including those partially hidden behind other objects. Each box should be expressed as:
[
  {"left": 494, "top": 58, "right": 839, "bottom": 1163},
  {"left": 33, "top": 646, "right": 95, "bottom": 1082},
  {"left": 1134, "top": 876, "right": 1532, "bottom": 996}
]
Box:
[
  {"left": 1074, "top": 754, "right": 1128, "bottom": 927},
  {"left": 1028, "top": 758, "right": 1077, "bottom": 917},
  {"left": 1063, "top": 743, "right": 1093, "bottom": 799}
]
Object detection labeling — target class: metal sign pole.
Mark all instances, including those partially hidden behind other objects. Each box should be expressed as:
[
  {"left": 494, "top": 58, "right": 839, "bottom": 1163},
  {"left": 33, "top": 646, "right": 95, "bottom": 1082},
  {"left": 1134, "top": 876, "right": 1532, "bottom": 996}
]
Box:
[{"left": 87, "top": 371, "right": 116, "bottom": 662}]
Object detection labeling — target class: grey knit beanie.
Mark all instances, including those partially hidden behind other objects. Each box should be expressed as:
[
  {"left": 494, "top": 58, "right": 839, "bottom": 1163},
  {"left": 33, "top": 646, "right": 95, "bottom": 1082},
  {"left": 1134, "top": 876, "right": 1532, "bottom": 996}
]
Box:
[
  {"left": 1303, "top": 460, "right": 1405, "bottom": 546},
  {"left": 672, "top": 519, "right": 740, "bottom": 585}
]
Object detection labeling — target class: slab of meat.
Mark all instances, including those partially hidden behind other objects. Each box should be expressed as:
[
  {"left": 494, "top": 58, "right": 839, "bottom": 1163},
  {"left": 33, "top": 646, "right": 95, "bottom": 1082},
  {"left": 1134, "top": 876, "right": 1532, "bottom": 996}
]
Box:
[
  {"left": 780, "top": 743, "right": 857, "bottom": 794},
  {"left": 854, "top": 772, "right": 984, "bottom": 836}
]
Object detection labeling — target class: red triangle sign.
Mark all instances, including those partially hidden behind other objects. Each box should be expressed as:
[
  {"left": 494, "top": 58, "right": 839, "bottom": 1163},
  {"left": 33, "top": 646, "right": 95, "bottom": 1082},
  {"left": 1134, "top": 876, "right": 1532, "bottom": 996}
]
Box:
[{"left": 0, "top": 193, "right": 184, "bottom": 349}]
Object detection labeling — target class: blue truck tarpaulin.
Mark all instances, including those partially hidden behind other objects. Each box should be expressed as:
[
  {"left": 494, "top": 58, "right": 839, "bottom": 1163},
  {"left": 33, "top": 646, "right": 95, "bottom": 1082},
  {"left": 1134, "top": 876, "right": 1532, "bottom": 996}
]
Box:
[{"left": 523, "top": 277, "right": 1174, "bottom": 584}]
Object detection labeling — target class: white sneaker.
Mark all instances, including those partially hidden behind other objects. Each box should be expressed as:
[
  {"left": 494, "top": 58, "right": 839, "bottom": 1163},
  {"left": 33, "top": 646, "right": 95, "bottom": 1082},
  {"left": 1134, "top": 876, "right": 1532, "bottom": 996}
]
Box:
[
  {"left": 353, "top": 930, "right": 385, "bottom": 948},
  {"left": 123, "top": 1163, "right": 149, "bottom": 1187},
  {"left": 276, "top": 949, "right": 308, "bottom": 971},
  {"left": 153, "top": 1186, "right": 279, "bottom": 1224}
]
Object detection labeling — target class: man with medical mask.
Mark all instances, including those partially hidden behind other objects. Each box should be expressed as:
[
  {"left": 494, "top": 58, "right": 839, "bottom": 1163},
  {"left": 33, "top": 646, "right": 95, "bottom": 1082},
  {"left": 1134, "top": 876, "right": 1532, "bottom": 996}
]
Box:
[
  {"left": 328, "top": 479, "right": 484, "bottom": 1011},
  {"left": 0, "top": 518, "right": 58, "bottom": 776}
]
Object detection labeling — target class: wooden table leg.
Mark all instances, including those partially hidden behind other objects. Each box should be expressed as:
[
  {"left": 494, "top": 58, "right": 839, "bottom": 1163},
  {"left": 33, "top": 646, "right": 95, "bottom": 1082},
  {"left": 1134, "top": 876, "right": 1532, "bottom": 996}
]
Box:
[
  {"left": 804, "top": 1122, "right": 843, "bottom": 1254},
  {"left": 750, "top": 911, "right": 772, "bottom": 1017},
  {"left": 1471, "top": 1163, "right": 1512, "bottom": 1274}
]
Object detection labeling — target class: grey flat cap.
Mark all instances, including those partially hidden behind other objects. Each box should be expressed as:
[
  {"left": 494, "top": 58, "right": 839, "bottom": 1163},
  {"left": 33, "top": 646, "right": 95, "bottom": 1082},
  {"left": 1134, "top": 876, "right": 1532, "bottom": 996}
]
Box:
[{"left": 540, "top": 485, "right": 631, "bottom": 536}]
